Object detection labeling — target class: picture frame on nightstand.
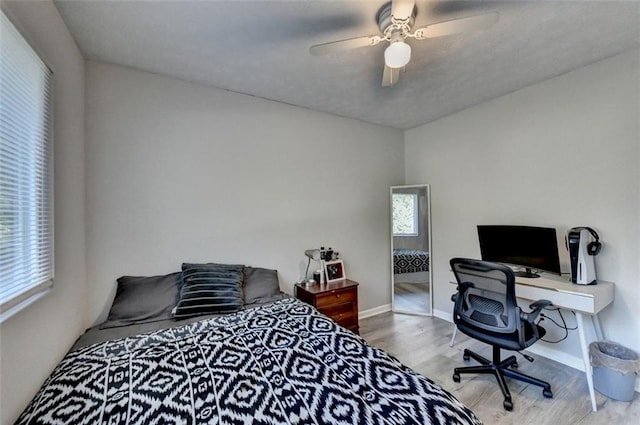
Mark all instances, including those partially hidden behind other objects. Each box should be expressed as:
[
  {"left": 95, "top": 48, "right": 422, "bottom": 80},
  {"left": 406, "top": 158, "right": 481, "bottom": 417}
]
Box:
[{"left": 324, "top": 260, "right": 346, "bottom": 283}]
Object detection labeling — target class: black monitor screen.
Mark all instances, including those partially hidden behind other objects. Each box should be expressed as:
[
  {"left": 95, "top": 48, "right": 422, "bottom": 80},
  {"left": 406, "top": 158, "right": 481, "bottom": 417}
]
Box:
[{"left": 477, "top": 225, "right": 561, "bottom": 278}]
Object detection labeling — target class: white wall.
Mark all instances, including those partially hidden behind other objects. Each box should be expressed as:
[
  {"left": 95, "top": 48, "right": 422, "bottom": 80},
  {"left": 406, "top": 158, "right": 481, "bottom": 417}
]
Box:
[
  {"left": 0, "top": 1, "right": 86, "bottom": 423},
  {"left": 85, "top": 62, "right": 404, "bottom": 324},
  {"left": 405, "top": 49, "right": 640, "bottom": 368}
]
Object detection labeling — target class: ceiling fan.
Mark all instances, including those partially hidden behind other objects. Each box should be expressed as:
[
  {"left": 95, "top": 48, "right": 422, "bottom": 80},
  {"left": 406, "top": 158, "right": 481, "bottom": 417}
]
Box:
[{"left": 309, "top": 0, "right": 499, "bottom": 87}]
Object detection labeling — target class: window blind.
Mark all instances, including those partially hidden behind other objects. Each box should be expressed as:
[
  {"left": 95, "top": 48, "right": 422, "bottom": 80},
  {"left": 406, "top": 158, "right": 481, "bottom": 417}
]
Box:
[{"left": 0, "top": 10, "right": 54, "bottom": 321}]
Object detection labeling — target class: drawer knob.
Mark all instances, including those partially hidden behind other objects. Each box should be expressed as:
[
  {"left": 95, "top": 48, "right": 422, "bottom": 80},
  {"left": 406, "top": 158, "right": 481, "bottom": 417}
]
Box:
[{"left": 336, "top": 293, "right": 341, "bottom": 298}]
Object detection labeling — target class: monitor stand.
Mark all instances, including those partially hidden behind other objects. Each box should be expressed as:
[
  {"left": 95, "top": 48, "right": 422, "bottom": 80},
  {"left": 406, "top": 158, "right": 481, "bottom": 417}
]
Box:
[{"left": 514, "top": 267, "right": 540, "bottom": 278}]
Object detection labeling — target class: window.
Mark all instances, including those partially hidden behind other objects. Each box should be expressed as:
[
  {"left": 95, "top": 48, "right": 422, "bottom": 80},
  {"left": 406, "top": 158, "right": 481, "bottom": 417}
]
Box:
[
  {"left": 392, "top": 193, "right": 418, "bottom": 236},
  {"left": 0, "top": 10, "right": 54, "bottom": 322}
]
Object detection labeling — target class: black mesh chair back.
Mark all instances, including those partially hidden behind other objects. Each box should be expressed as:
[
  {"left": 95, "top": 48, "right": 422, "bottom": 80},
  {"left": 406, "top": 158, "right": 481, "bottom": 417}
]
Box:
[{"left": 451, "top": 259, "right": 518, "bottom": 333}]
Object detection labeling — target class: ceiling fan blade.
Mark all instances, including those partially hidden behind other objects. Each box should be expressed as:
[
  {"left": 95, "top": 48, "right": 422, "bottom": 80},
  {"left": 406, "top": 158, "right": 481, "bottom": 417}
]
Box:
[
  {"left": 413, "top": 11, "right": 499, "bottom": 39},
  {"left": 391, "top": 0, "right": 416, "bottom": 20},
  {"left": 310, "top": 35, "right": 383, "bottom": 56},
  {"left": 382, "top": 65, "right": 400, "bottom": 87}
]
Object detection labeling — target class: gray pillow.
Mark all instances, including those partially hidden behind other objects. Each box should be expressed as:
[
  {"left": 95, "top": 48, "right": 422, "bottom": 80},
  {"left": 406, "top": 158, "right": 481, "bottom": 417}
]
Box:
[
  {"left": 100, "top": 272, "right": 181, "bottom": 329},
  {"left": 174, "top": 263, "right": 244, "bottom": 320},
  {"left": 244, "top": 267, "right": 281, "bottom": 305}
]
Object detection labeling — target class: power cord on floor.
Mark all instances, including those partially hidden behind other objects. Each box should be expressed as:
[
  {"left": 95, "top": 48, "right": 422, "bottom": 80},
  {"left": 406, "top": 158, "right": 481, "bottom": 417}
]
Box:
[{"left": 537, "top": 307, "right": 577, "bottom": 343}]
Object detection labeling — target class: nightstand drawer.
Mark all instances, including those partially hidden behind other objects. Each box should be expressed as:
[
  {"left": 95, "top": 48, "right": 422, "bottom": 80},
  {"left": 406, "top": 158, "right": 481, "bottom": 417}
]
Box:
[
  {"left": 335, "top": 315, "right": 356, "bottom": 329},
  {"left": 319, "top": 302, "right": 354, "bottom": 321},
  {"left": 315, "top": 288, "right": 356, "bottom": 308},
  {"left": 295, "top": 279, "right": 359, "bottom": 334}
]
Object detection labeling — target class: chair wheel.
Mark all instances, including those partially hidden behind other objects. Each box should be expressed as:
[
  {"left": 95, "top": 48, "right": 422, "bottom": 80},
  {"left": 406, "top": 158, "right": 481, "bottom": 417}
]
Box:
[
  {"left": 512, "top": 361, "right": 518, "bottom": 369},
  {"left": 503, "top": 399, "right": 513, "bottom": 411},
  {"left": 453, "top": 373, "right": 460, "bottom": 383},
  {"left": 463, "top": 354, "right": 470, "bottom": 361},
  {"left": 543, "top": 388, "right": 553, "bottom": 398}
]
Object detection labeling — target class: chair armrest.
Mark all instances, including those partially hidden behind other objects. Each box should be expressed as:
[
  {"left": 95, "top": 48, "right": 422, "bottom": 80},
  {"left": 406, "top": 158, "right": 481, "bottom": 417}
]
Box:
[
  {"left": 521, "top": 299, "right": 552, "bottom": 323},
  {"left": 451, "top": 281, "right": 474, "bottom": 303},
  {"left": 529, "top": 300, "right": 552, "bottom": 311},
  {"left": 451, "top": 281, "right": 475, "bottom": 324}
]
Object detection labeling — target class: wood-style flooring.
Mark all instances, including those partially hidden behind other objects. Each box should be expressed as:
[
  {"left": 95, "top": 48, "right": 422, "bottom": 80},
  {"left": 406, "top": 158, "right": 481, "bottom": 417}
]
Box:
[
  {"left": 359, "top": 312, "right": 639, "bottom": 425},
  {"left": 393, "top": 282, "right": 430, "bottom": 313}
]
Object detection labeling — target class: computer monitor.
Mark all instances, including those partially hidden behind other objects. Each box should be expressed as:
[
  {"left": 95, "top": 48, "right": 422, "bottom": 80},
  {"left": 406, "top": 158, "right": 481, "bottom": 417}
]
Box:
[{"left": 477, "top": 225, "right": 561, "bottom": 278}]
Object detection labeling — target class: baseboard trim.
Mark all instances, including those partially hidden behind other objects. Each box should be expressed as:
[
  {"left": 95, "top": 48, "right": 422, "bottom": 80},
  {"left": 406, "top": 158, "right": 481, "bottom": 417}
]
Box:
[
  {"left": 434, "top": 309, "right": 585, "bottom": 369},
  {"left": 433, "top": 308, "right": 640, "bottom": 392},
  {"left": 433, "top": 308, "right": 452, "bottom": 322},
  {"left": 524, "top": 344, "right": 585, "bottom": 372},
  {"left": 437, "top": 309, "right": 587, "bottom": 372},
  {"left": 360, "top": 304, "right": 391, "bottom": 319},
  {"left": 526, "top": 343, "right": 640, "bottom": 393}
]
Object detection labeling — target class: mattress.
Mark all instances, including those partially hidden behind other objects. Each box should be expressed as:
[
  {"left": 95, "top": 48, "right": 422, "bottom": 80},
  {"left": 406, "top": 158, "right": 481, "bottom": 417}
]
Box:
[{"left": 17, "top": 298, "right": 481, "bottom": 425}]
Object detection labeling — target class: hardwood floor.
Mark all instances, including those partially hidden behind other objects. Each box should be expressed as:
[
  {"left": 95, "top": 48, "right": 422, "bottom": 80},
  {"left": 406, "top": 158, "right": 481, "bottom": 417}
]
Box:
[
  {"left": 393, "top": 282, "right": 430, "bottom": 313},
  {"left": 359, "top": 312, "right": 639, "bottom": 425}
]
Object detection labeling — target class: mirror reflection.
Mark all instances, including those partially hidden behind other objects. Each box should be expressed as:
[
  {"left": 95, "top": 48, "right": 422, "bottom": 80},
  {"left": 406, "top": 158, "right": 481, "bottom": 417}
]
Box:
[{"left": 391, "top": 185, "right": 432, "bottom": 315}]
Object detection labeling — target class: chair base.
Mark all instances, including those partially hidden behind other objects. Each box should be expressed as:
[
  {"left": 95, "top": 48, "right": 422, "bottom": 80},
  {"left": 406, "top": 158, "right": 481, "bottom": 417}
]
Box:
[{"left": 453, "top": 346, "right": 552, "bottom": 411}]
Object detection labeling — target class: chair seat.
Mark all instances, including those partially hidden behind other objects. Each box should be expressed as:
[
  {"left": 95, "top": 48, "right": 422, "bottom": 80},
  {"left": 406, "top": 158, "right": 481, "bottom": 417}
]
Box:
[{"left": 457, "top": 319, "right": 546, "bottom": 351}]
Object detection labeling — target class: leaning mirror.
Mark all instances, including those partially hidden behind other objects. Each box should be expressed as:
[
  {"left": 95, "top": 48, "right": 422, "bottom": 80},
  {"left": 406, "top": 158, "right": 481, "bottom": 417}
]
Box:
[{"left": 390, "top": 184, "right": 432, "bottom": 315}]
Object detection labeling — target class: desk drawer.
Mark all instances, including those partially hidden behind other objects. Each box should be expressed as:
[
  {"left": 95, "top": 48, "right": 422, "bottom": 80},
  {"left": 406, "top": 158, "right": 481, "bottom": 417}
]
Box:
[
  {"left": 315, "top": 288, "right": 356, "bottom": 308},
  {"left": 517, "top": 285, "right": 594, "bottom": 313}
]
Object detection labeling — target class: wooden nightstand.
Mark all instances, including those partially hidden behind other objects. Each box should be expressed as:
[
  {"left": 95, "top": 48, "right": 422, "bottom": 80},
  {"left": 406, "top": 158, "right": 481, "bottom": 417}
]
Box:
[{"left": 295, "top": 279, "right": 359, "bottom": 334}]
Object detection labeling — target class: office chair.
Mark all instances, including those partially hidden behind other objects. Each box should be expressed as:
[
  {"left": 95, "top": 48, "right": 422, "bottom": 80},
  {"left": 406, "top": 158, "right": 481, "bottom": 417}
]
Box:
[{"left": 450, "top": 258, "right": 553, "bottom": 411}]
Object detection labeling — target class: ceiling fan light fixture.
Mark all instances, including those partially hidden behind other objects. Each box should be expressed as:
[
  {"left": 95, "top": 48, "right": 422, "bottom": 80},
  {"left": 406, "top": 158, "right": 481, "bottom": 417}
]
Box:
[{"left": 384, "top": 40, "right": 411, "bottom": 68}]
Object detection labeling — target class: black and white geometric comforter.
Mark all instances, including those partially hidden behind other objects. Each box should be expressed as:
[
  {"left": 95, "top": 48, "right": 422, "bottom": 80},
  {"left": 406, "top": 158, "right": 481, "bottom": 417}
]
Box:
[
  {"left": 393, "top": 249, "right": 430, "bottom": 275},
  {"left": 17, "top": 298, "right": 481, "bottom": 425}
]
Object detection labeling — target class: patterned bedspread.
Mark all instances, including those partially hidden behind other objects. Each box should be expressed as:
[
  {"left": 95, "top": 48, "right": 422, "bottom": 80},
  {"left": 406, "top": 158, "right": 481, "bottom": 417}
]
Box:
[
  {"left": 17, "top": 298, "right": 481, "bottom": 425},
  {"left": 394, "top": 249, "right": 430, "bottom": 274}
]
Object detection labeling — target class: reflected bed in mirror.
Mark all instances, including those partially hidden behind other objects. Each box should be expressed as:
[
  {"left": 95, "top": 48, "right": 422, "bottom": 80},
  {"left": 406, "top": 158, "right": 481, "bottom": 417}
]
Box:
[{"left": 391, "top": 185, "right": 432, "bottom": 315}]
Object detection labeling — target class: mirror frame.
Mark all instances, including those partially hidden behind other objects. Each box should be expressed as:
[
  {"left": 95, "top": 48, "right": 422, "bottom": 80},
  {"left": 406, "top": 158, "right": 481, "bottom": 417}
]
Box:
[{"left": 390, "top": 184, "right": 433, "bottom": 316}]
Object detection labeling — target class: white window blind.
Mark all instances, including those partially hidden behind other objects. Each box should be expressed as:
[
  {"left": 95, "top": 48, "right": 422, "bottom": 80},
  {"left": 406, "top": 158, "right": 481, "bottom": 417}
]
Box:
[{"left": 0, "top": 10, "right": 54, "bottom": 321}]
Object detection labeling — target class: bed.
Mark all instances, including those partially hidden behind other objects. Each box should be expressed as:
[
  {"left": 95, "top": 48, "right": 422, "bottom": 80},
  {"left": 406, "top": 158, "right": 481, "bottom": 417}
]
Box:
[
  {"left": 393, "top": 249, "right": 430, "bottom": 275},
  {"left": 17, "top": 262, "right": 481, "bottom": 425}
]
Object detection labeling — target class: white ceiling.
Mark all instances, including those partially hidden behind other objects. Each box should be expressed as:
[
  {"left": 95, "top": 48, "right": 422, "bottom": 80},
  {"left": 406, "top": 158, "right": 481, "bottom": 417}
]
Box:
[{"left": 54, "top": 0, "right": 640, "bottom": 130}]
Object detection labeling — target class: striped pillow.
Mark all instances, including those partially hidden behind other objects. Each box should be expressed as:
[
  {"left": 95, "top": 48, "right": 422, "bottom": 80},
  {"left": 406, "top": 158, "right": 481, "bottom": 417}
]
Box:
[{"left": 174, "top": 263, "right": 244, "bottom": 320}]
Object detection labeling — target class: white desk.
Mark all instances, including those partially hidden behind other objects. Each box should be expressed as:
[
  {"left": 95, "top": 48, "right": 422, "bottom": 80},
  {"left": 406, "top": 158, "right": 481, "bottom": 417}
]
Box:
[{"left": 450, "top": 274, "right": 614, "bottom": 412}]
